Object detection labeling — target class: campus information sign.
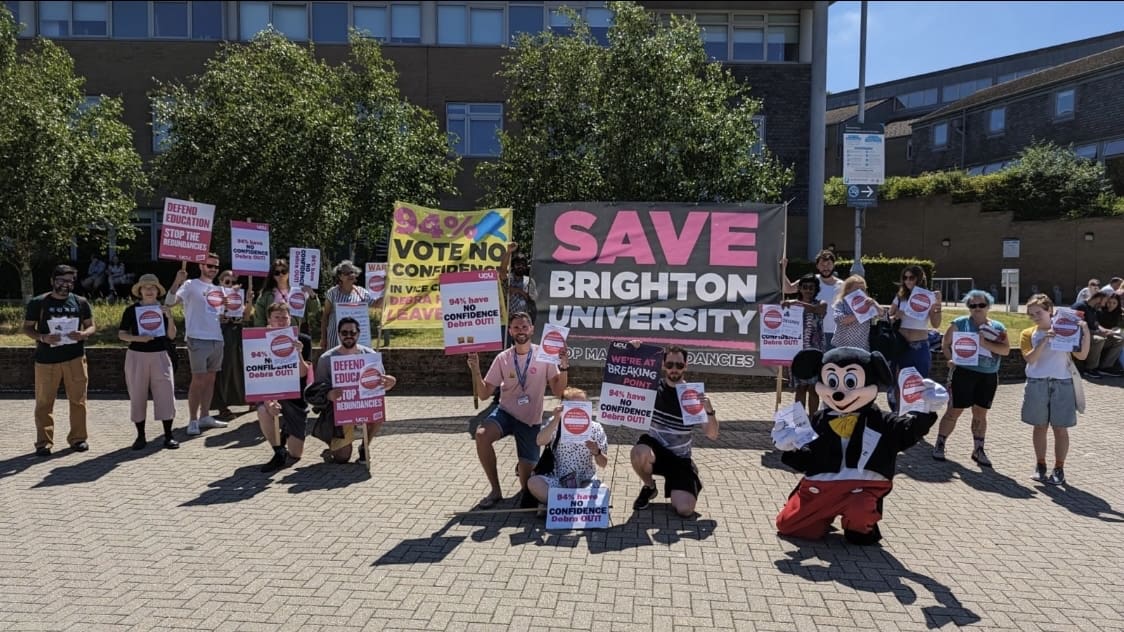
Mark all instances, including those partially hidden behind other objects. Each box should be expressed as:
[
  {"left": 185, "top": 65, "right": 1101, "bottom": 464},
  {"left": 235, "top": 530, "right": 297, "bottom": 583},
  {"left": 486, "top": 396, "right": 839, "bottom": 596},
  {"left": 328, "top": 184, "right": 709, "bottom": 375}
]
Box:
[
  {"left": 158, "top": 198, "right": 215, "bottom": 262},
  {"left": 531, "top": 202, "right": 785, "bottom": 375},
  {"left": 383, "top": 202, "right": 511, "bottom": 330}
]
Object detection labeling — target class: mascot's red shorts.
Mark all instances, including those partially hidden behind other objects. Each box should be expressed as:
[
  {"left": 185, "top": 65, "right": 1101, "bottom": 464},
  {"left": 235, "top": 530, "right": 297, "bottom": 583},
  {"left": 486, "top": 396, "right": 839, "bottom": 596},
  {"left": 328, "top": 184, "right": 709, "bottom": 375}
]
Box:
[{"left": 775, "top": 479, "right": 892, "bottom": 540}]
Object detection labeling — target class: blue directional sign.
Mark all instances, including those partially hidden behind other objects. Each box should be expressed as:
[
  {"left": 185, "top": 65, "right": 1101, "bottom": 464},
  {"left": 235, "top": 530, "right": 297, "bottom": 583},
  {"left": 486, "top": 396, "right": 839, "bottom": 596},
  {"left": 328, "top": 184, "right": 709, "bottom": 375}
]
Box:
[{"left": 846, "top": 184, "right": 879, "bottom": 208}]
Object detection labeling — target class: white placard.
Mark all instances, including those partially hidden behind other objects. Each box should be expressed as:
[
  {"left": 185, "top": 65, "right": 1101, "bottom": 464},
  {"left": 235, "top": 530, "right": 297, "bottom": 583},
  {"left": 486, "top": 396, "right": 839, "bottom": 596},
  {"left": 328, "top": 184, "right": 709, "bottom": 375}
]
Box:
[
  {"left": 134, "top": 304, "right": 166, "bottom": 339},
  {"left": 47, "top": 316, "right": 80, "bottom": 346},
  {"left": 242, "top": 326, "right": 301, "bottom": 401},
  {"left": 779, "top": 304, "right": 804, "bottom": 339},
  {"left": 845, "top": 289, "right": 878, "bottom": 324},
  {"left": 289, "top": 247, "right": 321, "bottom": 289},
  {"left": 950, "top": 332, "right": 980, "bottom": 367},
  {"left": 897, "top": 367, "right": 927, "bottom": 414},
  {"left": 223, "top": 288, "right": 245, "bottom": 318},
  {"left": 560, "top": 400, "right": 594, "bottom": 444},
  {"left": 287, "top": 289, "right": 307, "bottom": 318},
  {"left": 335, "top": 302, "right": 371, "bottom": 348},
  {"left": 1050, "top": 308, "right": 1082, "bottom": 352},
  {"left": 439, "top": 270, "right": 503, "bottom": 354},
  {"left": 759, "top": 304, "right": 803, "bottom": 365},
  {"left": 365, "top": 262, "right": 387, "bottom": 301},
  {"left": 772, "top": 401, "right": 817, "bottom": 449},
  {"left": 902, "top": 287, "right": 936, "bottom": 322},
  {"left": 676, "top": 382, "right": 708, "bottom": 425},
  {"left": 230, "top": 221, "right": 271, "bottom": 276},
  {"left": 536, "top": 323, "right": 570, "bottom": 365},
  {"left": 546, "top": 485, "right": 610, "bottom": 530}
]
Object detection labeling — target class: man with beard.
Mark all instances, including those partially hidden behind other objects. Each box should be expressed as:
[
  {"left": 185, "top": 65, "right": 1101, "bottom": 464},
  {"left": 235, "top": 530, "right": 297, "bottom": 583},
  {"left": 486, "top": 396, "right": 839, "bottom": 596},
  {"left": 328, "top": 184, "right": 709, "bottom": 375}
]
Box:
[
  {"left": 305, "top": 317, "right": 398, "bottom": 464},
  {"left": 631, "top": 345, "right": 719, "bottom": 517},
  {"left": 466, "top": 312, "right": 568, "bottom": 509},
  {"left": 23, "top": 264, "right": 96, "bottom": 456},
  {"left": 783, "top": 250, "right": 841, "bottom": 349},
  {"left": 165, "top": 253, "right": 230, "bottom": 436}
]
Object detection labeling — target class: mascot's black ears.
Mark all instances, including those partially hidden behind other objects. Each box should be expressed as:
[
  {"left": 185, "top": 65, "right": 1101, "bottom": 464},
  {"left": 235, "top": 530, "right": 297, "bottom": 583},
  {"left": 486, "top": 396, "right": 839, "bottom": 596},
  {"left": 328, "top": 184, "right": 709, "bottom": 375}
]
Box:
[{"left": 791, "top": 347, "right": 895, "bottom": 389}]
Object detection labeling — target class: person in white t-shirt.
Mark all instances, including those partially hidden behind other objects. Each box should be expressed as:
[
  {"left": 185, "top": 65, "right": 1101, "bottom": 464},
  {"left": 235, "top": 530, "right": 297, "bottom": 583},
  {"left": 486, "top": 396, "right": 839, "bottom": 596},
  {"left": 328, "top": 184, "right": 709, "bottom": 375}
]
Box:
[
  {"left": 1019, "top": 294, "right": 1090, "bottom": 486},
  {"left": 782, "top": 250, "right": 841, "bottom": 349},
  {"left": 165, "top": 252, "right": 232, "bottom": 436}
]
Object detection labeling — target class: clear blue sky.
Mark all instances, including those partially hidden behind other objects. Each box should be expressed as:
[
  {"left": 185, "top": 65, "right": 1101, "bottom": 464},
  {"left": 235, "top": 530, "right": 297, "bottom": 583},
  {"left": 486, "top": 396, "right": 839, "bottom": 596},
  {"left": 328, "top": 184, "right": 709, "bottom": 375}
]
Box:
[{"left": 828, "top": 1, "right": 1124, "bottom": 93}]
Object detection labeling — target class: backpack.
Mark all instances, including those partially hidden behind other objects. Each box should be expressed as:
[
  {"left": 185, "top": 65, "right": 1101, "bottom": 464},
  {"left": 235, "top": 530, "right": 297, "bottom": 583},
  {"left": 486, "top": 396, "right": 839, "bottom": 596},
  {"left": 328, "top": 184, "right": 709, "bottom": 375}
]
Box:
[
  {"left": 532, "top": 416, "right": 562, "bottom": 476},
  {"left": 869, "top": 317, "right": 907, "bottom": 362}
]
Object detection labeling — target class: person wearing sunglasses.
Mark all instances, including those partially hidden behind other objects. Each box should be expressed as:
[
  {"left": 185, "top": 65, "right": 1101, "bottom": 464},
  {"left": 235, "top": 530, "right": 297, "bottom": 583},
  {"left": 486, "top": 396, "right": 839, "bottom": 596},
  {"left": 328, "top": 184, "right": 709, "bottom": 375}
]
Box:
[
  {"left": 305, "top": 317, "right": 398, "bottom": 464},
  {"left": 210, "top": 269, "right": 255, "bottom": 420},
  {"left": 888, "top": 264, "right": 942, "bottom": 387},
  {"left": 320, "top": 260, "right": 379, "bottom": 352},
  {"left": 256, "top": 302, "right": 313, "bottom": 473},
  {"left": 631, "top": 344, "right": 719, "bottom": 517},
  {"left": 166, "top": 252, "right": 232, "bottom": 436},
  {"left": 253, "top": 258, "right": 320, "bottom": 338},
  {"left": 932, "top": 290, "right": 1009, "bottom": 466}
]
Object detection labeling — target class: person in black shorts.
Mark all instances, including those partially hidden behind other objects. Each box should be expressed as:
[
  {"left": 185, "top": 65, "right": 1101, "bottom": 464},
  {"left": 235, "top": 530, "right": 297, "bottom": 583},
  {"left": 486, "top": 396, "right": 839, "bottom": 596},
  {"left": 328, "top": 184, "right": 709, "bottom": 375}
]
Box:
[
  {"left": 630, "top": 344, "right": 719, "bottom": 517},
  {"left": 256, "top": 302, "right": 313, "bottom": 473}
]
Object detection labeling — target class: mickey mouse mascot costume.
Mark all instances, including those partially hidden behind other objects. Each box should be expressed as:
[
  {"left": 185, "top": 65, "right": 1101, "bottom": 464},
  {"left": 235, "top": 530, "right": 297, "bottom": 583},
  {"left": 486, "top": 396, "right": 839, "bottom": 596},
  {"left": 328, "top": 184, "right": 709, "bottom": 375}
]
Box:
[{"left": 772, "top": 347, "right": 947, "bottom": 545}]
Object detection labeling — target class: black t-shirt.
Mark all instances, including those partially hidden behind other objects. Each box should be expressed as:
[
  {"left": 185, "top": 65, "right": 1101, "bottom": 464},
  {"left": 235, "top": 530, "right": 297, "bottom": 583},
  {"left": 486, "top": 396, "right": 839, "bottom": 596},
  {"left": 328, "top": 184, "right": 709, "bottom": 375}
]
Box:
[
  {"left": 291, "top": 333, "right": 314, "bottom": 406},
  {"left": 118, "top": 303, "right": 172, "bottom": 353},
  {"left": 25, "top": 293, "right": 92, "bottom": 364}
]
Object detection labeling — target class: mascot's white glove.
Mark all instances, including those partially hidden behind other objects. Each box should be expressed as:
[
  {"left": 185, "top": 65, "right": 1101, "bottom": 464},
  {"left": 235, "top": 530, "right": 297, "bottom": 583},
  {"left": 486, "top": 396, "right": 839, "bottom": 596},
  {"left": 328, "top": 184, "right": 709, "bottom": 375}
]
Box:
[{"left": 920, "top": 379, "right": 949, "bottom": 414}]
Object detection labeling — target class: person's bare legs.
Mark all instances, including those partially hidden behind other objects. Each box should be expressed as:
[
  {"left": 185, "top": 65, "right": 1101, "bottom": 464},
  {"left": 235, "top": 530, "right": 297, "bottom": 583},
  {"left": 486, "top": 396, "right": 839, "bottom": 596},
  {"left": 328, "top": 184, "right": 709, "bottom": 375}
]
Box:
[
  {"left": 516, "top": 461, "right": 534, "bottom": 493},
  {"left": 630, "top": 444, "right": 656, "bottom": 487},
  {"left": 527, "top": 475, "right": 550, "bottom": 503},
  {"left": 286, "top": 435, "right": 304, "bottom": 459},
  {"left": 1033, "top": 425, "right": 1049, "bottom": 463},
  {"left": 256, "top": 405, "right": 279, "bottom": 447},
  {"left": 475, "top": 421, "right": 504, "bottom": 505},
  {"left": 1052, "top": 427, "right": 1069, "bottom": 467},
  {"left": 188, "top": 372, "right": 216, "bottom": 420},
  {"left": 669, "top": 490, "right": 697, "bottom": 517}
]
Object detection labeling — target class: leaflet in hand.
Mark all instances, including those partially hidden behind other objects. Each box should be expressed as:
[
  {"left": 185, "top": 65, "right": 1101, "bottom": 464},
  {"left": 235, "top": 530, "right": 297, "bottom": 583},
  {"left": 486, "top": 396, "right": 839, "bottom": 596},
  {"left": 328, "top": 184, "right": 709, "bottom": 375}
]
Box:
[
  {"left": 771, "top": 402, "right": 817, "bottom": 450},
  {"left": 845, "top": 289, "right": 878, "bottom": 324},
  {"left": 675, "top": 382, "right": 708, "bottom": 425},
  {"left": 1050, "top": 308, "right": 1082, "bottom": 351},
  {"left": 134, "top": 304, "right": 166, "bottom": 338},
  {"left": 902, "top": 287, "right": 936, "bottom": 321},
  {"left": 535, "top": 323, "right": 569, "bottom": 365},
  {"left": 47, "top": 317, "right": 80, "bottom": 346},
  {"left": 560, "top": 400, "right": 594, "bottom": 444},
  {"left": 897, "top": 367, "right": 927, "bottom": 414},
  {"left": 950, "top": 332, "right": 980, "bottom": 366}
]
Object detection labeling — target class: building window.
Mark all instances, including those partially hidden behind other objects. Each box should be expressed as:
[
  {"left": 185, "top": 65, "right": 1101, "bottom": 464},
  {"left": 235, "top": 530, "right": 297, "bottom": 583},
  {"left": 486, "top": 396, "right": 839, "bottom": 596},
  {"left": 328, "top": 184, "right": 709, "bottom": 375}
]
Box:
[
  {"left": 1104, "top": 138, "right": 1124, "bottom": 158},
  {"left": 988, "top": 107, "right": 1005, "bottom": 134},
  {"left": 966, "top": 165, "right": 984, "bottom": 176},
  {"left": 1054, "top": 88, "right": 1075, "bottom": 119},
  {"left": 107, "top": 0, "right": 220, "bottom": 39},
  {"left": 906, "top": 139, "right": 913, "bottom": 160},
  {"left": 192, "top": 1, "right": 223, "bottom": 40},
  {"left": 112, "top": 1, "right": 148, "bottom": 38},
  {"left": 549, "top": 8, "right": 573, "bottom": 36},
  {"left": 508, "top": 4, "right": 543, "bottom": 39},
  {"left": 698, "top": 14, "right": 727, "bottom": 60},
  {"left": 437, "top": 5, "right": 466, "bottom": 44},
  {"left": 750, "top": 115, "right": 765, "bottom": 155},
  {"left": 152, "top": 98, "right": 173, "bottom": 154},
  {"left": 389, "top": 4, "right": 420, "bottom": 43},
  {"left": 311, "top": 1, "right": 348, "bottom": 43},
  {"left": 40, "top": 1, "right": 108, "bottom": 37},
  {"left": 272, "top": 3, "right": 308, "bottom": 41},
  {"left": 354, "top": 6, "right": 387, "bottom": 40},
  {"left": 1074, "top": 143, "right": 1098, "bottom": 160},
  {"left": 154, "top": 1, "right": 189, "bottom": 38},
  {"left": 447, "top": 103, "right": 502, "bottom": 157},
  {"left": 586, "top": 6, "right": 612, "bottom": 45},
  {"left": 765, "top": 13, "right": 799, "bottom": 62},
  {"left": 239, "top": 1, "right": 269, "bottom": 39},
  {"left": 5, "top": 0, "right": 30, "bottom": 36},
  {"left": 899, "top": 88, "right": 938, "bottom": 109},
  {"left": 942, "top": 77, "right": 991, "bottom": 103},
  {"left": 933, "top": 122, "right": 948, "bottom": 149}
]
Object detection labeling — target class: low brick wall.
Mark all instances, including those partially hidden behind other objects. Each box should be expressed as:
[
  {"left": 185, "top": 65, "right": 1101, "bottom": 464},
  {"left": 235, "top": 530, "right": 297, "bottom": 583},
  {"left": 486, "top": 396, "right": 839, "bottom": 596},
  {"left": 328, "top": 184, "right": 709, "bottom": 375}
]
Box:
[{"left": 0, "top": 346, "right": 1028, "bottom": 395}]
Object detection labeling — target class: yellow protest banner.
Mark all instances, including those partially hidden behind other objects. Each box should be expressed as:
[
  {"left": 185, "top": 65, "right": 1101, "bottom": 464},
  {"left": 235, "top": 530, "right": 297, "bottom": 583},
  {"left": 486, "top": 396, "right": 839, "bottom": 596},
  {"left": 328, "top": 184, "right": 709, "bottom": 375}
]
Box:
[{"left": 383, "top": 201, "right": 511, "bottom": 329}]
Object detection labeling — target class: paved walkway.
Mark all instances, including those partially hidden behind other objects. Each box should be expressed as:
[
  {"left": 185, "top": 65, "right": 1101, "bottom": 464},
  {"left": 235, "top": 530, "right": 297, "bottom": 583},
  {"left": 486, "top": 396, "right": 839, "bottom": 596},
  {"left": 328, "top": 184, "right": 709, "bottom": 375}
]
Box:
[{"left": 2, "top": 380, "right": 1123, "bottom": 631}]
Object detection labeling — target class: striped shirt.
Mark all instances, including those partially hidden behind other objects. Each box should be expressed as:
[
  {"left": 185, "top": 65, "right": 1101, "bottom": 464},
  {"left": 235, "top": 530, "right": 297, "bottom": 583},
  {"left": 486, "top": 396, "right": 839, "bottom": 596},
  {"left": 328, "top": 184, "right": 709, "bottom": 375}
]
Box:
[
  {"left": 325, "top": 284, "right": 376, "bottom": 348},
  {"left": 649, "top": 381, "right": 695, "bottom": 458}
]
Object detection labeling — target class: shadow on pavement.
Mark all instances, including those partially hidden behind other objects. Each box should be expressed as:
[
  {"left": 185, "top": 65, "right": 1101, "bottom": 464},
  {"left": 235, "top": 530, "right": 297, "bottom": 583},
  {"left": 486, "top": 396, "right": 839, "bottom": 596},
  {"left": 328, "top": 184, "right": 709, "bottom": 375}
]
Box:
[
  {"left": 278, "top": 460, "right": 371, "bottom": 494},
  {"left": 896, "top": 440, "right": 1036, "bottom": 499},
  {"left": 203, "top": 418, "right": 264, "bottom": 450},
  {"left": 0, "top": 453, "right": 45, "bottom": 481},
  {"left": 775, "top": 538, "right": 982, "bottom": 629},
  {"left": 179, "top": 464, "right": 275, "bottom": 506},
  {"left": 1035, "top": 481, "right": 1124, "bottom": 522},
  {"left": 31, "top": 445, "right": 148, "bottom": 488}
]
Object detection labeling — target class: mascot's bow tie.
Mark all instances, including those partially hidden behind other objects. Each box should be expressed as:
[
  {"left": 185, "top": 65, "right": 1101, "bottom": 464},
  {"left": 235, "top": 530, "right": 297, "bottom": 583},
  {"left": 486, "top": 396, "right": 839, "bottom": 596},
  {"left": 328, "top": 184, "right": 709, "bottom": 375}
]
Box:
[{"left": 829, "top": 414, "right": 860, "bottom": 438}]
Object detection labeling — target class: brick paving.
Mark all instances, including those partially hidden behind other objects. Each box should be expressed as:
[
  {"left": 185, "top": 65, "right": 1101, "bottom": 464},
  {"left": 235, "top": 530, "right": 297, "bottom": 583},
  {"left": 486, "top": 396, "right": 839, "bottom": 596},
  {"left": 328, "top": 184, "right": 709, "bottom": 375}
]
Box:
[{"left": 2, "top": 379, "right": 1123, "bottom": 631}]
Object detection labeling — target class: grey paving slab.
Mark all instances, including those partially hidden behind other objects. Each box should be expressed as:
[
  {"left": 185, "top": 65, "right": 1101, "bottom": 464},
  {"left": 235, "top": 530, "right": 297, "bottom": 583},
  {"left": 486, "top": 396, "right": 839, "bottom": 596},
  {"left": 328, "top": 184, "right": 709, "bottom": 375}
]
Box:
[{"left": 2, "top": 380, "right": 1124, "bottom": 631}]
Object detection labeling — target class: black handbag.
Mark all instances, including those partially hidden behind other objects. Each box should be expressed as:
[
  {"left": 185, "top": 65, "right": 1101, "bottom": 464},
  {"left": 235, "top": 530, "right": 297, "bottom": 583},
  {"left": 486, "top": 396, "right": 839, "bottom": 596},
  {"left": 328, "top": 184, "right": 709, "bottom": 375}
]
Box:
[
  {"left": 533, "top": 418, "right": 562, "bottom": 475},
  {"left": 869, "top": 317, "right": 907, "bottom": 361}
]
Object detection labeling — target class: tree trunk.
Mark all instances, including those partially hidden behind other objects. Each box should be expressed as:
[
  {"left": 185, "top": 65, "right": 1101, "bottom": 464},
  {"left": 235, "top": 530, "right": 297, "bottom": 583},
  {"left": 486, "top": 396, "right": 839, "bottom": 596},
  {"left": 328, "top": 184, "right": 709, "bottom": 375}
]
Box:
[{"left": 20, "top": 254, "right": 35, "bottom": 302}]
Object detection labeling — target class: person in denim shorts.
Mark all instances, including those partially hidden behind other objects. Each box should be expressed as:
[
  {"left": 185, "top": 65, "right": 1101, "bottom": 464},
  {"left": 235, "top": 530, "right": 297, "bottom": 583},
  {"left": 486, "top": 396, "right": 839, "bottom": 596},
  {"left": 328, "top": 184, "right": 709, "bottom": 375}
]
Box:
[{"left": 1020, "top": 294, "right": 1091, "bottom": 486}]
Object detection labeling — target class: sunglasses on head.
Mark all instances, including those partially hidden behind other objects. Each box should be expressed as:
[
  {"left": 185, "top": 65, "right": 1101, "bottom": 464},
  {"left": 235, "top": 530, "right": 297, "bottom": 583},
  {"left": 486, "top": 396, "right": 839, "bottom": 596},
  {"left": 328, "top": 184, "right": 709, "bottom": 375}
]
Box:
[
  {"left": 664, "top": 361, "right": 685, "bottom": 370},
  {"left": 968, "top": 302, "right": 988, "bottom": 309}
]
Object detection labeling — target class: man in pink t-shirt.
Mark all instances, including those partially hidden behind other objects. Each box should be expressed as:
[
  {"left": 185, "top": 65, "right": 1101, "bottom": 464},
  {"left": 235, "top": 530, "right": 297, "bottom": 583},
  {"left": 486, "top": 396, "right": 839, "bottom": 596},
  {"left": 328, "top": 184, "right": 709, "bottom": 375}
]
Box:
[{"left": 467, "top": 312, "right": 569, "bottom": 509}]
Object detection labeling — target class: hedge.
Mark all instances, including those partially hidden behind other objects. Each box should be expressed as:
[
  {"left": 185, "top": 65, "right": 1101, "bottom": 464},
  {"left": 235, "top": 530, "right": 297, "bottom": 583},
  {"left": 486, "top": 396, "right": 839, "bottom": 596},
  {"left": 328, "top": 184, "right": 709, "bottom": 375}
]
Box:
[{"left": 784, "top": 256, "right": 935, "bottom": 304}]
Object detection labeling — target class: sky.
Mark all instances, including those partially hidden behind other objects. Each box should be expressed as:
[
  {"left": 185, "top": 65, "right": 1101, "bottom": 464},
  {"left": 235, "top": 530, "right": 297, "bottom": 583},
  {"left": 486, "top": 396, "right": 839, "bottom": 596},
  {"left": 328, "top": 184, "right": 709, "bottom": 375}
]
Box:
[{"left": 828, "top": 1, "right": 1124, "bottom": 93}]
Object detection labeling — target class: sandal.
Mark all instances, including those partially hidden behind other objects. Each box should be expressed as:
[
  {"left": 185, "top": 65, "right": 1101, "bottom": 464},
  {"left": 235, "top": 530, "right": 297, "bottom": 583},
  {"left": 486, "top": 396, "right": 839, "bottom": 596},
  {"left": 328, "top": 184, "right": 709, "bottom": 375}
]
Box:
[{"left": 477, "top": 492, "right": 502, "bottom": 509}]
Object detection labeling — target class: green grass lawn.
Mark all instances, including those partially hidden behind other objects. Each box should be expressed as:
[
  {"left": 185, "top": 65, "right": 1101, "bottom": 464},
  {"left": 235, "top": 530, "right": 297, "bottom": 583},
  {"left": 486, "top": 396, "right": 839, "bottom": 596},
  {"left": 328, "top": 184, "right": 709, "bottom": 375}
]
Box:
[{"left": 939, "top": 307, "right": 1032, "bottom": 346}]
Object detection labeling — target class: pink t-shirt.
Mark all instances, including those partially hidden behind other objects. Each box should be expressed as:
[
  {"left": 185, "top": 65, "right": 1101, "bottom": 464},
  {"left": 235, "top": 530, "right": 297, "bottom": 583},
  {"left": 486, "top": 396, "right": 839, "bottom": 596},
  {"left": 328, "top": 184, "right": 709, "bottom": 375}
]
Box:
[{"left": 484, "top": 345, "right": 560, "bottom": 426}]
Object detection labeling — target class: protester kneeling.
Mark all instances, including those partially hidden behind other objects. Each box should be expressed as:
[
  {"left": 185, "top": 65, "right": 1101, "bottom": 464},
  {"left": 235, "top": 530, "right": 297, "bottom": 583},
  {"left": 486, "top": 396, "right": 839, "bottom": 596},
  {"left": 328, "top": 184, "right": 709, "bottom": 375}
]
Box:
[{"left": 526, "top": 388, "right": 609, "bottom": 508}]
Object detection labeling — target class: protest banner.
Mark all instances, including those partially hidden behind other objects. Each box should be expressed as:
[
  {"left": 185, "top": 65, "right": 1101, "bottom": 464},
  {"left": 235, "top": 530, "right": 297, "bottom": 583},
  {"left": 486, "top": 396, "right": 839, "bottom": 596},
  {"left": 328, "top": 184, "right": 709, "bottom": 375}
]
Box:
[
  {"left": 330, "top": 353, "right": 386, "bottom": 426},
  {"left": 560, "top": 400, "right": 595, "bottom": 444},
  {"left": 903, "top": 287, "right": 936, "bottom": 322},
  {"left": 1050, "top": 307, "right": 1082, "bottom": 351},
  {"left": 676, "top": 382, "right": 708, "bottom": 425},
  {"left": 951, "top": 332, "right": 980, "bottom": 367},
  {"left": 546, "top": 485, "right": 611, "bottom": 530},
  {"left": 759, "top": 304, "right": 803, "bottom": 365},
  {"left": 897, "top": 367, "right": 927, "bottom": 414},
  {"left": 597, "top": 341, "right": 661, "bottom": 431},
  {"left": 158, "top": 198, "right": 215, "bottom": 262},
  {"left": 289, "top": 247, "right": 321, "bottom": 289},
  {"left": 440, "top": 269, "right": 503, "bottom": 354},
  {"left": 135, "top": 304, "right": 165, "bottom": 338},
  {"left": 384, "top": 201, "right": 511, "bottom": 330},
  {"left": 335, "top": 302, "right": 372, "bottom": 348},
  {"left": 223, "top": 288, "right": 245, "bottom": 319},
  {"left": 242, "top": 327, "right": 302, "bottom": 401},
  {"left": 288, "top": 289, "right": 307, "bottom": 318},
  {"left": 366, "top": 262, "right": 388, "bottom": 301},
  {"left": 230, "top": 221, "right": 271, "bottom": 276},
  {"left": 536, "top": 323, "right": 569, "bottom": 365},
  {"left": 845, "top": 289, "right": 878, "bottom": 324},
  {"left": 531, "top": 202, "right": 785, "bottom": 374}
]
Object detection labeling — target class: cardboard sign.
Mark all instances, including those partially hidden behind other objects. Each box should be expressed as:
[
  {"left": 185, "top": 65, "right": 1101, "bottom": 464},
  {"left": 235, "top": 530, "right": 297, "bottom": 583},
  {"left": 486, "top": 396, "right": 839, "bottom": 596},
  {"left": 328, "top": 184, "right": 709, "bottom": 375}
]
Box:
[
  {"left": 223, "top": 288, "right": 245, "bottom": 319},
  {"left": 560, "top": 400, "right": 594, "bottom": 444},
  {"left": 288, "top": 289, "right": 307, "bottom": 319},
  {"left": 440, "top": 269, "right": 503, "bottom": 354},
  {"left": 242, "top": 327, "right": 301, "bottom": 401},
  {"left": 845, "top": 289, "right": 877, "bottom": 324},
  {"left": 535, "top": 323, "right": 569, "bottom": 365},
  {"left": 676, "top": 382, "right": 708, "bottom": 425},
  {"left": 289, "top": 247, "right": 321, "bottom": 289},
  {"left": 230, "top": 221, "right": 270, "bottom": 276},
  {"left": 897, "top": 367, "right": 927, "bottom": 414},
  {"left": 135, "top": 304, "right": 165, "bottom": 339},
  {"left": 951, "top": 332, "right": 980, "bottom": 367},
  {"left": 759, "top": 304, "right": 803, "bottom": 365},
  {"left": 365, "top": 262, "right": 387, "bottom": 301},
  {"left": 902, "top": 287, "right": 936, "bottom": 322},
  {"left": 546, "top": 485, "right": 610, "bottom": 530},
  {"left": 597, "top": 341, "right": 660, "bottom": 430},
  {"left": 158, "top": 198, "right": 215, "bottom": 262},
  {"left": 330, "top": 353, "right": 386, "bottom": 426},
  {"left": 1050, "top": 308, "right": 1082, "bottom": 352}
]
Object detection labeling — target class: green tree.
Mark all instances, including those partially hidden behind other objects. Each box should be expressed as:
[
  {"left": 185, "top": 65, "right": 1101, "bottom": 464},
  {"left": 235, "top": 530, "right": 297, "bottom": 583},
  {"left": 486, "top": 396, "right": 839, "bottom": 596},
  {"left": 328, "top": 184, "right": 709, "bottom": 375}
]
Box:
[
  {"left": 0, "top": 7, "right": 148, "bottom": 299},
  {"left": 985, "top": 140, "right": 1116, "bottom": 220},
  {"left": 477, "top": 1, "right": 794, "bottom": 243},
  {"left": 153, "top": 31, "right": 458, "bottom": 261}
]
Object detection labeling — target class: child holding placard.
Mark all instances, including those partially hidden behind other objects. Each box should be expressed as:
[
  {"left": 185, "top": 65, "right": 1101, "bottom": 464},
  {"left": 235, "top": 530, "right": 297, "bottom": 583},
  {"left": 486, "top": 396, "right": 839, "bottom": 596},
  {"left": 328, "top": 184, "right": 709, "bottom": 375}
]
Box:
[
  {"left": 784, "top": 273, "right": 827, "bottom": 413},
  {"left": 526, "top": 388, "right": 609, "bottom": 506}
]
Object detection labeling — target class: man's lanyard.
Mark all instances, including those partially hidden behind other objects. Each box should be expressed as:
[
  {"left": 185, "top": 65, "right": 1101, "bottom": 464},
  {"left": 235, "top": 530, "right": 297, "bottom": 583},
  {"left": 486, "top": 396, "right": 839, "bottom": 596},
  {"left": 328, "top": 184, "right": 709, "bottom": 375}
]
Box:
[{"left": 513, "top": 346, "right": 535, "bottom": 393}]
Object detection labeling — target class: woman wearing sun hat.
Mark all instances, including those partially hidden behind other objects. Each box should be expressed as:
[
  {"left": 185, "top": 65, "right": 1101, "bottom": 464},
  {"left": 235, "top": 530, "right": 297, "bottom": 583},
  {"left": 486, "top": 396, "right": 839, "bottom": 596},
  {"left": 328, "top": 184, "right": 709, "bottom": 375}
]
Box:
[{"left": 118, "top": 274, "right": 180, "bottom": 450}]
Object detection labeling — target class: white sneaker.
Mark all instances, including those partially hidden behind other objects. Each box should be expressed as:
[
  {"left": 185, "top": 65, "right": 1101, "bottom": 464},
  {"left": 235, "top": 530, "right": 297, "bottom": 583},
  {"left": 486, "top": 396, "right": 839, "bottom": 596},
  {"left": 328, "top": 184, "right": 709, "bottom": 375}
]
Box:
[
  {"left": 186, "top": 419, "right": 201, "bottom": 436},
  {"left": 199, "top": 415, "right": 228, "bottom": 429}
]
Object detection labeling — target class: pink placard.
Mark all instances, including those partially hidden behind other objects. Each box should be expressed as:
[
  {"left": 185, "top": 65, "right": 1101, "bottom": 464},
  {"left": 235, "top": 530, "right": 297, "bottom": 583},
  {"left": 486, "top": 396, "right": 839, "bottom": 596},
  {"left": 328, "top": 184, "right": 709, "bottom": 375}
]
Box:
[{"left": 158, "top": 198, "right": 215, "bottom": 262}]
